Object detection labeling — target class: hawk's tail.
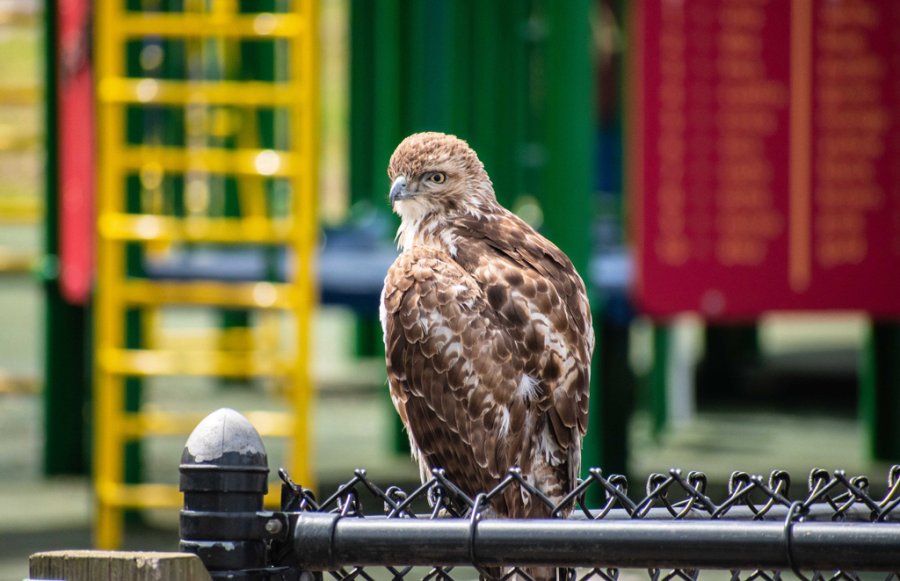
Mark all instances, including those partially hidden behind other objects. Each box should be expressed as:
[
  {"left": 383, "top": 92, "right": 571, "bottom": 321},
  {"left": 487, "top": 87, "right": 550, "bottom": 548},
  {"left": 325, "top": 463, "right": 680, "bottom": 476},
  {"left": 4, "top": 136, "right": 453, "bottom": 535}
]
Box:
[{"left": 479, "top": 566, "right": 574, "bottom": 581}]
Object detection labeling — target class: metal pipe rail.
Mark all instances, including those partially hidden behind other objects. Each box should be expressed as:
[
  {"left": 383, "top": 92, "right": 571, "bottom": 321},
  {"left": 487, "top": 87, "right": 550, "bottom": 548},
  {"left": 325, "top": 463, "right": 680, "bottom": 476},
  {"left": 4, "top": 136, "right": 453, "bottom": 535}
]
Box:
[{"left": 293, "top": 513, "right": 900, "bottom": 571}]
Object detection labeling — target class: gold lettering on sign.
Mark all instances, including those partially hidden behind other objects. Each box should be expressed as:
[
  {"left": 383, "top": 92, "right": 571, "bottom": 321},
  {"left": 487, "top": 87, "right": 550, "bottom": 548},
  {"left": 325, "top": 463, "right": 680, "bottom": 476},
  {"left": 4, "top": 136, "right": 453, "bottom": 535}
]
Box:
[
  {"left": 654, "top": 0, "right": 690, "bottom": 266},
  {"left": 813, "top": 0, "right": 888, "bottom": 269},
  {"left": 713, "top": 0, "right": 785, "bottom": 268}
]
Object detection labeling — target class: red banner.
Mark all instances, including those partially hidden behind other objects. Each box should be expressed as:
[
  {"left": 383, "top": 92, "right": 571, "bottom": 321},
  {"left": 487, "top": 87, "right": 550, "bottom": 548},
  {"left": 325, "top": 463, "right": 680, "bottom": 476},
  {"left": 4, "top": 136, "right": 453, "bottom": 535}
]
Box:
[
  {"left": 58, "top": 0, "right": 94, "bottom": 304},
  {"left": 631, "top": 0, "right": 900, "bottom": 319}
]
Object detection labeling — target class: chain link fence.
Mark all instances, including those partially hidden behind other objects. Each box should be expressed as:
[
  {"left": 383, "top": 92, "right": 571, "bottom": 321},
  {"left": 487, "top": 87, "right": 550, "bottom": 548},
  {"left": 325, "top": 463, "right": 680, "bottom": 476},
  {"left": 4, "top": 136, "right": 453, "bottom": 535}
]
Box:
[
  {"left": 178, "top": 409, "right": 900, "bottom": 581},
  {"left": 277, "top": 465, "right": 900, "bottom": 581}
]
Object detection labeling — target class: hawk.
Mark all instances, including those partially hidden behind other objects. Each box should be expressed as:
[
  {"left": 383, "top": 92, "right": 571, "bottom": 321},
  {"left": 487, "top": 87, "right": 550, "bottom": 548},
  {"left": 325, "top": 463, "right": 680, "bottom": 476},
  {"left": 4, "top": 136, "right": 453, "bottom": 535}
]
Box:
[{"left": 380, "top": 132, "right": 594, "bottom": 525}]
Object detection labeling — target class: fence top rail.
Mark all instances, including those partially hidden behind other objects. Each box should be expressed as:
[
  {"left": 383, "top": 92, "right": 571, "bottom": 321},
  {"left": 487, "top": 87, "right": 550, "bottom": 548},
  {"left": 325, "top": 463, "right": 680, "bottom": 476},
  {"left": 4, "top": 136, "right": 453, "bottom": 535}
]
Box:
[{"left": 273, "top": 466, "right": 900, "bottom": 577}]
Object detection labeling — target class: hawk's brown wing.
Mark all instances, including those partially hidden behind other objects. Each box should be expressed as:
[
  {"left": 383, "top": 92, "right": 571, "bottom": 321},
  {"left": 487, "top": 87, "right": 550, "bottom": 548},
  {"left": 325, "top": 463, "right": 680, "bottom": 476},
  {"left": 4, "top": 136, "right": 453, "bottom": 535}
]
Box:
[
  {"left": 382, "top": 246, "right": 533, "bottom": 499},
  {"left": 383, "top": 227, "right": 592, "bottom": 515},
  {"left": 455, "top": 210, "right": 594, "bottom": 494}
]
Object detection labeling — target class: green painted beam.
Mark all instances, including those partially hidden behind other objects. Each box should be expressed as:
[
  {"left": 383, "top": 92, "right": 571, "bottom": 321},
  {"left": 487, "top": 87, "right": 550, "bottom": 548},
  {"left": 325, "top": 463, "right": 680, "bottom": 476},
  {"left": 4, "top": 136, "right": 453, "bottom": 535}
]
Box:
[
  {"left": 596, "top": 313, "right": 632, "bottom": 477},
  {"left": 349, "top": 0, "right": 375, "bottom": 206},
  {"left": 403, "top": 0, "right": 455, "bottom": 133},
  {"left": 42, "top": 0, "right": 91, "bottom": 476},
  {"left": 697, "top": 324, "right": 760, "bottom": 401},
  {"left": 595, "top": 0, "right": 632, "bottom": 480},
  {"left": 542, "top": 0, "right": 599, "bottom": 474},
  {"left": 215, "top": 0, "right": 280, "bottom": 387},
  {"left": 861, "top": 321, "right": 900, "bottom": 461},
  {"left": 649, "top": 324, "right": 670, "bottom": 440},
  {"left": 119, "top": 0, "right": 156, "bottom": 493},
  {"left": 542, "top": 0, "right": 594, "bottom": 276},
  {"left": 348, "top": 1, "right": 381, "bottom": 357},
  {"left": 372, "top": 0, "right": 402, "bottom": 192},
  {"left": 478, "top": 0, "right": 526, "bottom": 209},
  {"left": 371, "top": 0, "right": 405, "bottom": 452},
  {"left": 469, "top": 0, "right": 499, "bottom": 187}
]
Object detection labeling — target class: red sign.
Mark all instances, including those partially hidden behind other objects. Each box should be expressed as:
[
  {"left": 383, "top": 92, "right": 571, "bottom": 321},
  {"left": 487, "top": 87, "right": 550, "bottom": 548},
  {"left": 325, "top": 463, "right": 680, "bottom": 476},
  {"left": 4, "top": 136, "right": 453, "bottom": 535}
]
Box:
[
  {"left": 58, "top": 0, "right": 95, "bottom": 304},
  {"left": 631, "top": 0, "right": 900, "bottom": 319}
]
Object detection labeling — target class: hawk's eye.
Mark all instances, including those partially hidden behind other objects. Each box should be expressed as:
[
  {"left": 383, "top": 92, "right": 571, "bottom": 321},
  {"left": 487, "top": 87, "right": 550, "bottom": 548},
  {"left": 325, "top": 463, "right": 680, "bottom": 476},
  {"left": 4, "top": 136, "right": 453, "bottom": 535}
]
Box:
[{"left": 430, "top": 172, "right": 446, "bottom": 184}]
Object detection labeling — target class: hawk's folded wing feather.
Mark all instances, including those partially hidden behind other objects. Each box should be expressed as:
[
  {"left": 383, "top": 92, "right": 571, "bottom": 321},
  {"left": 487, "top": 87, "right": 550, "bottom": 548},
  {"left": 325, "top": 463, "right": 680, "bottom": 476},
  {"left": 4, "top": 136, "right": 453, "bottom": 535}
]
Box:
[
  {"left": 383, "top": 247, "right": 520, "bottom": 496},
  {"left": 383, "top": 237, "right": 591, "bottom": 514}
]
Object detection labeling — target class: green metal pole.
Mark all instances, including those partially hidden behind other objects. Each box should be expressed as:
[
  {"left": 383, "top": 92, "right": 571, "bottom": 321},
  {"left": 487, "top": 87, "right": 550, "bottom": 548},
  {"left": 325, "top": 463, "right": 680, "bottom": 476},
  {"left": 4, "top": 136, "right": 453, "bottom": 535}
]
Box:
[
  {"left": 42, "top": 0, "right": 91, "bottom": 476},
  {"left": 597, "top": 309, "right": 631, "bottom": 475},
  {"left": 349, "top": 0, "right": 375, "bottom": 207},
  {"left": 369, "top": 0, "right": 405, "bottom": 452},
  {"left": 120, "top": 0, "right": 190, "bottom": 493},
  {"left": 119, "top": 0, "right": 161, "bottom": 495},
  {"left": 216, "top": 0, "right": 280, "bottom": 387},
  {"left": 649, "top": 324, "right": 670, "bottom": 440},
  {"left": 447, "top": 0, "right": 469, "bottom": 134},
  {"left": 697, "top": 324, "right": 759, "bottom": 401},
  {"left": 469, "top": 0, "right": 496, "bottom": 162},
  {"left": 542, "top": 2, "right": 591, "bottom": 251},
  {"left": 861, "top": 321, "right": 900, "bottom": 461},
  {"left": 599, "top": 0, "right": 632, "bottom": 478},
  {"left": 488, "top": 0, "right": 527, "bottom": 210},
  {"left": 373, "top": 0, "right": 402, "bottom": 186},
  {"left": 542, "top": 0, "right": 594, "bottom": 271},
  {"left": 542, "top": 0, "right": 598, "bottom": 474},
  {"left": 348, "top": 0, "right": 377, "bottom": 356},
  {"left": 403, "top": 0, "right": 460, "bottom": 133}
]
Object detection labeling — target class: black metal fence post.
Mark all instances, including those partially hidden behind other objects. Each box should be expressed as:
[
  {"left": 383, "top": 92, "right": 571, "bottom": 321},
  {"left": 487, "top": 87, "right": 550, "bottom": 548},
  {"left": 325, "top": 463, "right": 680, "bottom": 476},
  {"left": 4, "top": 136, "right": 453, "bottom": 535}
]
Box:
[{"left": 179, "top": 408, "right": 293, "bottom": 580}]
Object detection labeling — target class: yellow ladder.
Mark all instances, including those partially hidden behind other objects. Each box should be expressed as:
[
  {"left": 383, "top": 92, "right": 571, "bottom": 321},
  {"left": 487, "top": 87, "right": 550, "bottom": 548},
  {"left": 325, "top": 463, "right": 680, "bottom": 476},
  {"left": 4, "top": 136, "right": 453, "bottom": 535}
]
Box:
[{"left": 94, "top": 0, "right": 318, "bottom": 548}]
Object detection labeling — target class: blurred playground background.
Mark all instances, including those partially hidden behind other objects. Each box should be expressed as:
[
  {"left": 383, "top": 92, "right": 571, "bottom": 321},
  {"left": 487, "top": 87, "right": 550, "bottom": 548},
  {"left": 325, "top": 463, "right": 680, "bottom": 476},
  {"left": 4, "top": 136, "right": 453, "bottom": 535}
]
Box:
[{"left": 1, "top": 0, "right": 898, "bottom": 578}]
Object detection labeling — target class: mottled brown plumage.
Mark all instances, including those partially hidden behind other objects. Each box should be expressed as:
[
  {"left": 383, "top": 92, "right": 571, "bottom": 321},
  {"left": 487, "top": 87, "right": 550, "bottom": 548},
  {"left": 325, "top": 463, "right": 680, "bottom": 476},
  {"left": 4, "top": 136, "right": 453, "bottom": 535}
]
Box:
[{"left": 381, "top": 133, "right": 594, "bottom": 532}]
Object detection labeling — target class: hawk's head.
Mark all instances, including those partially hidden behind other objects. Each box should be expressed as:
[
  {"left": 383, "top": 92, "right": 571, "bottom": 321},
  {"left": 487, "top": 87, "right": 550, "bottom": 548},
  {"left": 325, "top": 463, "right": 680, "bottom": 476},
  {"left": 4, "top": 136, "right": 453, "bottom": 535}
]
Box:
[{"left": 387, "top": 132, "right": 494, "bottom": 222}]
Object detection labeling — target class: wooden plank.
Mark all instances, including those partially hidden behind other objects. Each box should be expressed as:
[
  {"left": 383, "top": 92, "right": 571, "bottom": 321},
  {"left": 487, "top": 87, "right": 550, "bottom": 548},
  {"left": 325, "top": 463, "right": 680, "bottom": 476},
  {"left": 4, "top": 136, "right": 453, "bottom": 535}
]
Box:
[{"left": 29, "top": 551, "right": 212, "bottom": 580}]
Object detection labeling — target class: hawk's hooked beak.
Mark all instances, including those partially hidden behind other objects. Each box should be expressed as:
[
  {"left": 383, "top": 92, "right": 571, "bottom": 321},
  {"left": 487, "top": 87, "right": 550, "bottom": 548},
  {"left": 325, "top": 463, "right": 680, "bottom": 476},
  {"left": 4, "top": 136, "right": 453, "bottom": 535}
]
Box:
[{"left": 389, "top": 176, "right": 411, "bottom": 209}]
